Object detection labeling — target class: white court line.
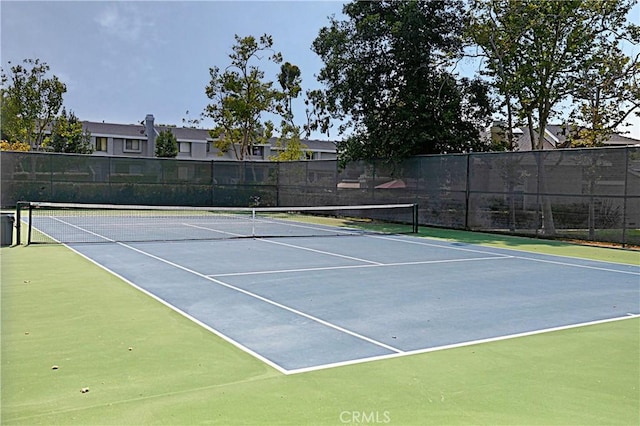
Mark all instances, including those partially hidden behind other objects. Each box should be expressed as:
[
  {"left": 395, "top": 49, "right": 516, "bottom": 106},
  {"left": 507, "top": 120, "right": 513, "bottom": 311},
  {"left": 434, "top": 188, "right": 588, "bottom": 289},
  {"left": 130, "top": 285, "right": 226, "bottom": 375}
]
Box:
[
  {"left": 252, "top": 216, "right": 359, "bottom": 235},
  {"left": 23, "top": 217, "right": 63, "bottom": 244},
  {"left": 182, "top": 223, "right": 246, "bottom": 238},
  {"left": 510, "top": 255, "right": 640, "bottom": 275},
  {"left": 371, "top": 234, "right": 640, "bottom": 274},
  {"left": 40, "top": 217, "right": 640, "bottom": 376},
  {"left": 185, "top": 218, "right": 361, "bottom": 238},
  {"left": 285, "top": 313, "right": 640, "bottom": 375},
  {"left": 49, "top": 216, "right": 115, "bottom": 242},
  {"left": 45, "top": 218, "right": 404, "bottom": 362},
  {"left": 56, "top": 242, "right": 289, "bottom": 375},
  {"left": 45, "top": 218, "right": 290, "bottom": 374},
  {"left": 210, "top": 256, "right": 514, "bottom": 277},
  {"left": 257, "top": 238, "right": 384, "bottom": 265},
  {"left": 177, "top": 223, "right": 638, "bottom": 277},
  {"left": 190, "top": 221, "right": 605, "bottom": 281},
  {"left": 371, "top": 234, "right": 516, "bottom": 256},
  {"left": 116, "top": 241, "right": 403, "bottom": 354},
  {"left": 186, "top": 222, "right": 384, "bottom": 265}
]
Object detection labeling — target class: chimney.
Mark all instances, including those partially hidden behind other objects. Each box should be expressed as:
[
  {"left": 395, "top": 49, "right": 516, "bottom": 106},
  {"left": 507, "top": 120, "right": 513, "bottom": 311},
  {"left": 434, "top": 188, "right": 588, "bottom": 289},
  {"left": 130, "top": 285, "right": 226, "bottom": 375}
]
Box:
[{"left": 145, "top": 114, "right": 157, "bottom": 157}]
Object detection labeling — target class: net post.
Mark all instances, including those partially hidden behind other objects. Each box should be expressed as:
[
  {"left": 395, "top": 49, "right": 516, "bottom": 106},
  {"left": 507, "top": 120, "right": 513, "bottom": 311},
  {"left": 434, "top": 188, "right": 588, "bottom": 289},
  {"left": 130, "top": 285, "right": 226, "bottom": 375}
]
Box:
[
  {"left": 15, "top": 201, "right": 25, "bottom": 245},
  {"left": 251, "top": 208, "right": 256, "bottom": 237},
  {"left": 412, "top": 203, "right": 419, "bottom": 233},
  {"left": 27, "top": 203, "right": 33, "bottom": 245}
]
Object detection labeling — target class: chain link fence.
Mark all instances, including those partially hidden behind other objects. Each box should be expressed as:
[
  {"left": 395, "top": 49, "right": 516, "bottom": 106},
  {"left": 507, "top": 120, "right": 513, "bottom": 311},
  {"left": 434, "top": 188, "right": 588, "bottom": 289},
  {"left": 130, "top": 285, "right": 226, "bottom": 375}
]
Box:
[{"left": 2, "top": 146, "right": 638, "bottom": 246}]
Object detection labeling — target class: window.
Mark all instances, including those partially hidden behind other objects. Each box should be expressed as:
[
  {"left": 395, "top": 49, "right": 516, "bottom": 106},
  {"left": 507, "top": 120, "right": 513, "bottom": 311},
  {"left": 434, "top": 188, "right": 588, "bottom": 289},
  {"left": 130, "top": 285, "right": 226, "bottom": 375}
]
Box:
[
  {"left": 124, "top": 139, "right": 142, "bottom": 152},
  {"left": 95, "top": 137, "right": 107, "bottom": 152},
  {"left": 179, "top": 142, "right": 191, "bottom": 153},
  {"left": 251, "top": 145, "right": 264, "bottom": 157}
]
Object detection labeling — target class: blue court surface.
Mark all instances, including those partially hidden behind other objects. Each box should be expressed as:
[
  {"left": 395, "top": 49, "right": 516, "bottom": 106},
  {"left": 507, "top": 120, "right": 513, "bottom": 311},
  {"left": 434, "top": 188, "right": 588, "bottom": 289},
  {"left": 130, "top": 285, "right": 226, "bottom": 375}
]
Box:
[{"left": 59, "top": 233, "right": 640, "bottom": 375}]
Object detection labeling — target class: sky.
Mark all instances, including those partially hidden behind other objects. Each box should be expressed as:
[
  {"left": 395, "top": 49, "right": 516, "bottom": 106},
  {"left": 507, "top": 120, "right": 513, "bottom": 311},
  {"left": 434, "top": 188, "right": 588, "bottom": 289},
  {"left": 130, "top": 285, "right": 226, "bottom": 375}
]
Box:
[
  {"left": 1, "top": 0, "right": 346, "bottom": 138},
  {"left": 1, "top": 0, "right": 640, "bottom": 141}
]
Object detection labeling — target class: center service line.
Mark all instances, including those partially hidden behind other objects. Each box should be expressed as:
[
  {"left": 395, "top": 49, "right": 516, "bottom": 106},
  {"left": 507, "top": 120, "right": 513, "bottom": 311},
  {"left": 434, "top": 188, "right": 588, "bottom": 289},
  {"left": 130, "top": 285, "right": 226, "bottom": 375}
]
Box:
[
  {"left": 210, "top": 255, "right": 514, "bottom": 277},
  {"left": 116, "top": 241, "right": 404, "bottom": 354}
]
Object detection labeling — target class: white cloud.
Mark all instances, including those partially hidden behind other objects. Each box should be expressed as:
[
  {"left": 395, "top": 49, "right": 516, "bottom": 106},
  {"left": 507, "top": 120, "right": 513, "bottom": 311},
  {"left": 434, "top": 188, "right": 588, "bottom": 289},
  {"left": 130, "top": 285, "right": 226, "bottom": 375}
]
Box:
[{"left": 95, "top": 3, "right": 152, "bottom": 44}]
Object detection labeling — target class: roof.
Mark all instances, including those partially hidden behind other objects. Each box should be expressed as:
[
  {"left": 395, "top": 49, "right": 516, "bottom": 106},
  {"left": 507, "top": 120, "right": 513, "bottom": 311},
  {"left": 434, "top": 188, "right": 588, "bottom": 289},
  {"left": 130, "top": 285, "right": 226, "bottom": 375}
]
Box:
[
  {"left": 82, "top": 121, "right": 148, "bottom": 138},
  {"left": 156, "top": 125, "right": 213, "bottom": 142},
  {"left": 81, "top": 120, "right": 338, "bottom": 150},
  {"left": 487, "top": 122, "right": 640, "bottom": 151},
  {"left": 606, "top": 132, "right": 640, "bottom": 146},
  {"left": 513, "top": 124, "right": 568, "bottom": 150}
]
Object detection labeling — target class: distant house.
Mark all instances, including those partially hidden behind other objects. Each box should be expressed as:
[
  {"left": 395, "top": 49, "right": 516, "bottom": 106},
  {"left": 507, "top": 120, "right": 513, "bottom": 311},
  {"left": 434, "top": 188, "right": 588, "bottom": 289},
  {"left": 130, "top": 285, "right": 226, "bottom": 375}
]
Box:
[
  {"left": 487, "top": 122, "right": 640, "bottom": 151},
  {"left": 82, "top": 114, "right": 337, "bottom": 161}
]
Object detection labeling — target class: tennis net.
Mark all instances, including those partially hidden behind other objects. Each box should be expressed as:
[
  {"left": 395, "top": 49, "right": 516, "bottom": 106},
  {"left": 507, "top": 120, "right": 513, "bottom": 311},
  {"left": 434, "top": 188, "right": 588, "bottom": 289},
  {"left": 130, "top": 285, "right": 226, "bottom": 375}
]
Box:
[{"left": 16, "top": 201, "right": 418, "bottom": 244}]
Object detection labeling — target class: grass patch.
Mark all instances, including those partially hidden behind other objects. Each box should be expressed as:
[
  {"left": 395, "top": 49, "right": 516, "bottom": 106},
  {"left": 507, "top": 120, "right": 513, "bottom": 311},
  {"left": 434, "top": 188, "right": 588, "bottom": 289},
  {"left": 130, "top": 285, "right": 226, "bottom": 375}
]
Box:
[{"left": 1, "top": 232, "right": 638, "bottom": 425}]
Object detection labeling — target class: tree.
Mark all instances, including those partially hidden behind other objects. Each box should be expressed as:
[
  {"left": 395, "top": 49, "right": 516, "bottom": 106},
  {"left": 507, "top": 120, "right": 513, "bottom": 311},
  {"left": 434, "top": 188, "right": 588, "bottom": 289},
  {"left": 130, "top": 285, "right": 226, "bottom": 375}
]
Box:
[
  {"left": 467, "top": 0, "right": 638, "bottom": 235},
  {"left": 44, "top": 108, "right": 93, "bottom": 154},
  {"left": 1, "top": 58, "right": 66, "bottom": 149},
  {"left": 311, "top": 0, "right": 492, "bottom": 165},
  {"left": 271, "top": 62, "right": 308, "bottom": 161},
  {"left": 468, "top": 0, "right": 638, "bottom": 150},
  {"left": 155, "top": 129, "right": 178, "bottom": 158},
  {"left": 566, "top": 43, "right": 640, "bottom": 147},
  {"left": 0, "top": 140, "right": 30, "bottom": 151},
  {"left": 204, "top": 34, "right": 282, "bottom": 160},
  {"left": 466, "top": 2, "right": 523, "bottom": 151}
]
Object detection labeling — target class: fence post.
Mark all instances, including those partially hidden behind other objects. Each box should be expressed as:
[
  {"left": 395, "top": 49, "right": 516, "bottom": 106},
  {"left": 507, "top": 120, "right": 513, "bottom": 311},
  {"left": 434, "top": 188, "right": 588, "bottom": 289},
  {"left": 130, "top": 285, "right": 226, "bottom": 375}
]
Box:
[
  {"left": 108, "top": 156, "right": 112, "bottom": 202},
  {"left": 334, "top": 160, "right": 339, "bottom": 205},
  {"left": 15, "top": 201, "right": 24, "bottom": 245},
  {"left": 49, "top": 153, "right": 54, "bottom": 200},
  {"left": 275, "top": 161, "right": 280, "bottom": 207},
  {"left": 464, "top": 153, "right": 471, "bottom": 230},
  {"left": 622, "top": 147, "right": 629, "bottom": 247},
  {"left": 535, "top": 150, "right": 542, "bottom": 236},
  {"left": 210, "top": 160, "right": 215, "bottom": 206}
]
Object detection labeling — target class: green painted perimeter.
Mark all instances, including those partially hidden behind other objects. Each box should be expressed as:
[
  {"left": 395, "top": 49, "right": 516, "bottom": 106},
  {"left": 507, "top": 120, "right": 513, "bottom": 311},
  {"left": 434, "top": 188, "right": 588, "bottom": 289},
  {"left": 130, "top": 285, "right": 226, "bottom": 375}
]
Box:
[{"left": 1, "top": 229, "right": 638, "bottom": 425}]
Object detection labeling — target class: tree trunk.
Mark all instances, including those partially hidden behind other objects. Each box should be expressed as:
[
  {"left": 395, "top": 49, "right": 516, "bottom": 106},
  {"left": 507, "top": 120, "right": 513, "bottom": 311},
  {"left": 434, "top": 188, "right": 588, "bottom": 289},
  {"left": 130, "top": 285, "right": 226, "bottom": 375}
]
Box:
[
  {"left": 528, "top": 115, "right": 556, "bottom": 236},
  {"left": 537, "top": 155, "right": 556, "bottom": 236}
]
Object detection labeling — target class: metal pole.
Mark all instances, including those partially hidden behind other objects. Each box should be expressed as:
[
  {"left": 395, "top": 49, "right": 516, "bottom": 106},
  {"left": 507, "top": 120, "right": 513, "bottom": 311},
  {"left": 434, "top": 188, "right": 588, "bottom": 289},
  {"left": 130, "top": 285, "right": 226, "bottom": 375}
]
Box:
[
  {"left": 464, "top": 153, "right": 471, "bottom": 230},
  {"left": 252, "top": 208, "right": 256, "bottom": 237},
  {"left": 15, "top": 201, "right": 24, "bottom": 245},
  {"left": 276, "top": 160, "right": 280, "bottom": 207},
  {"left": 622, "top": 147, "right": 630, "bottom": 248},
  {"left": 27, "top": 203, "right": 33, "bottom": 245},
  {"left": 210, "top": 160, "right": 215, "bottom": 206}
]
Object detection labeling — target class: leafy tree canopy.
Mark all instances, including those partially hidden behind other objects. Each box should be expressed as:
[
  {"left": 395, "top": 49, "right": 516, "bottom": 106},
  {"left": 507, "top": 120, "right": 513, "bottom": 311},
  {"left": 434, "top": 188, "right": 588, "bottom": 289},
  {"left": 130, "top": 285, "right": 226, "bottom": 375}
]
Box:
[
  {"left": 0, "top": 140, "right": 30, "bottom": 152},
  {"left": 1, "top": 58, "right": 66, "bottom": 148},
  {"left": 204, "top": 34, "right": 282, "bottom": 160},
  {"left": 155, "top": 129, "right": 178, "bottom": 158},
  {"left": 467, "top": 0, "right": 639, "bottom": 150},
  {"left": 270, "top": 62, "right": 309, "bottom": 161},
  {"left": 44, "top": 108, "right": 93, "bottom": 154},
  {"left": 312, "top": 0, "right": 493, "bottom": 164}
]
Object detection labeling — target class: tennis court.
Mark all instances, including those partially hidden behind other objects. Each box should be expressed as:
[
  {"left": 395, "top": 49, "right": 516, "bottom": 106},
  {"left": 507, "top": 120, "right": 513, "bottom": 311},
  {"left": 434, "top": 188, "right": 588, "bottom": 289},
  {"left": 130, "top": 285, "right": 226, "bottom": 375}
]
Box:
[{"left": 19, "top": 202, "right": 640, "bottom": 375}]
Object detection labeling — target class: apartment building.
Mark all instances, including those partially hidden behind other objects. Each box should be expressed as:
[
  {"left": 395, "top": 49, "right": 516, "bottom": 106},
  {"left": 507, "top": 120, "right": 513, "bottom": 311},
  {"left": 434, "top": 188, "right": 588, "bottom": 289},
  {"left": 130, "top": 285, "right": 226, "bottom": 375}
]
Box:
[{"left": 85, "top": 114, "right": 337, "bottom": 161}]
